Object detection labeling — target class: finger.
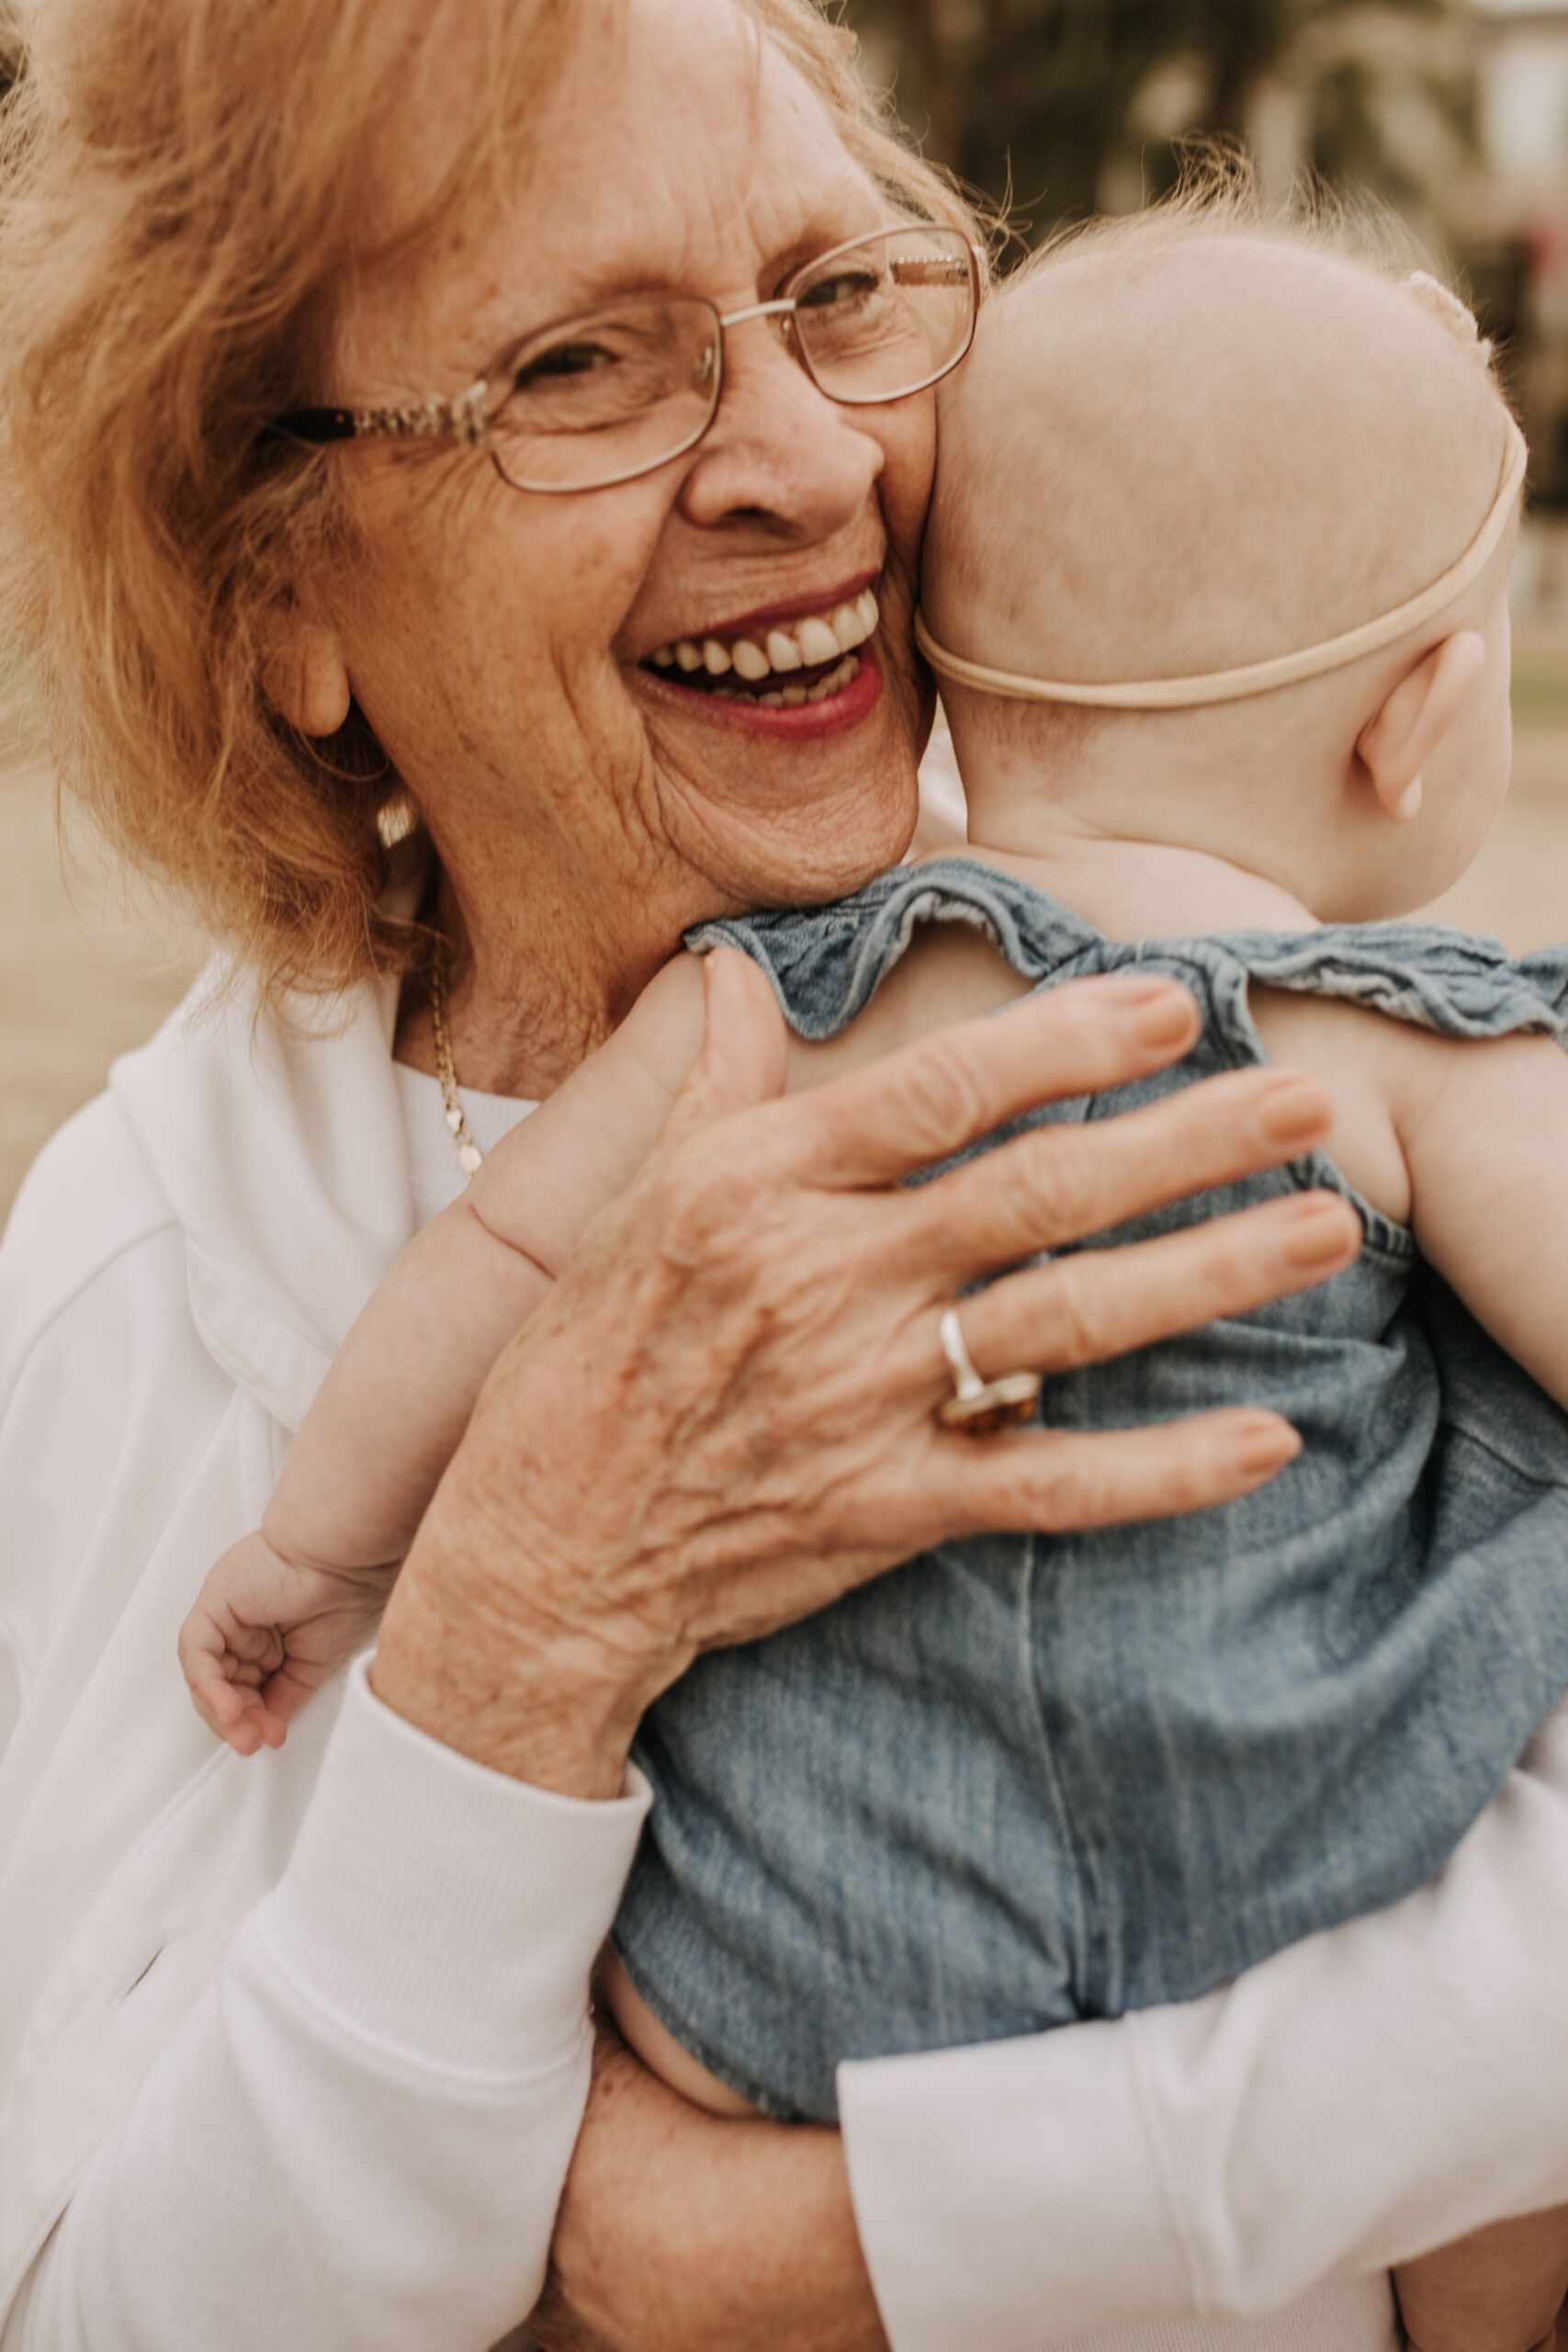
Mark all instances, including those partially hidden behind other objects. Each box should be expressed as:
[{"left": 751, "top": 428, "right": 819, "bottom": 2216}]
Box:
[
  {"left": 951, "top": 1189, "right": 1362, "bottom": 1375},
  {"left": 931, "top": 1408, "right": 1304, "bottom": 1540},
  {"left": 259, "top": 1663, "right": 321, "bottom": 1732},
  {"left": 184, "top": 1672, "right": 242, "bottom": 1742},
  {"left": 900, "top": 1065, "right": 1340, "bottom": 1281},
  {"left": 775, "top": 974, "right": 1202, "bottom": 1187},
  {"left": 659, "top": 948, "right": 789, "bottom": 1144},
  {"left": 188, "top": 1679, "right": 265, "bottom": 1757},
  {"left": 184, "top": 1612, "right": 287, "bottom": 1676},
  {"left": 228, "top": 1702, "right": 284, "bottom": 1758},
  {"left": 175, "top": 1609, "right": 221, "bottom": 1679},
  {"left": 176, "top": 1621, "right": 251, "bottom": 1726},
  {"left": 224, "top": 1691, "right": 288, "bottom": 1754}
]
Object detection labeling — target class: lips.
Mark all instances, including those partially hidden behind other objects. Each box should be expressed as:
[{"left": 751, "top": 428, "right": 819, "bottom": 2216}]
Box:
[{"left": 643, "top": 587, "right": 880, "bottom": 707}]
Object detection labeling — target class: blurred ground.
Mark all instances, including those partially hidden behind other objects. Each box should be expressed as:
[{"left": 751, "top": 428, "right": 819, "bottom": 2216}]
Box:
[
  {"left": 0, "top": 758, "right": 202, "bottom": 1221},
  {"left": 3, "top": 640, "right": 1567, "bottom": 1227}
]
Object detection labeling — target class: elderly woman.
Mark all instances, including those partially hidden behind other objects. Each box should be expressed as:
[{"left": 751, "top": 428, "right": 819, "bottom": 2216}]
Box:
[{"left": 3, "top": 2, "right": 1568, "bottom": 2349}]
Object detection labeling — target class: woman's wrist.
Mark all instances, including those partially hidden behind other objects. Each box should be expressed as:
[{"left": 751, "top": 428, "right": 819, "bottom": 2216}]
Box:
[{"left": 368, "top": 1452, "right": 680, "bottom": 1798}]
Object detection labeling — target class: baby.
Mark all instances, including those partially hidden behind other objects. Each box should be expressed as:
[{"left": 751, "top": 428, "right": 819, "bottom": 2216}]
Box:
[{"left": 181, "top": 200, "right": 1568, "bottom": 2350}]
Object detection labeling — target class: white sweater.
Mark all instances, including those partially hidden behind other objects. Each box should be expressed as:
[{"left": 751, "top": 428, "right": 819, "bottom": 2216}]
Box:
[{"left": 2, "top": 961, "right": 1566, "bottom": 2352}]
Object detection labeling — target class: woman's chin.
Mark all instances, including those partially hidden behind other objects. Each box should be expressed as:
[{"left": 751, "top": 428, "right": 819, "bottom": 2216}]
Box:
[{"left": 639, "top": 641, "right": 919, "bottom": 905}]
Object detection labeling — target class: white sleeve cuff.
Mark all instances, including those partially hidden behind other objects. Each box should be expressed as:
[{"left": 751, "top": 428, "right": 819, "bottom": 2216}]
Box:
[
  {"left": 259, "top": 1654, "right": 651, "bottom": 2076},
  {"left": 839, "top": 2019, "right": 1189, "bottom": 2352}
]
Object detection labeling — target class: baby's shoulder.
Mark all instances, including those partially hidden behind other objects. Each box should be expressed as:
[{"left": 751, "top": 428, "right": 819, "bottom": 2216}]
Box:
[
  {"left": 1232, "top": 922, "right": 1568, "bottom": 1046},
  {"left": 1247, "top": 927, "right": 1568, "bottom": 1228},
  {"left": 785, "top": 919, "right": 1033, "bottom": 1091}
]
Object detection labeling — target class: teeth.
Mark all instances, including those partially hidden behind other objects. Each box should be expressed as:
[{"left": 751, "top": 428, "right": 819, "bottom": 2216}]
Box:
[
  {"left": 795, "top": 616, "right": 841, "bottom": 665},
  {"left": 711, "top": 656, "right": 861, "bottom": 712},
  {"left": 805, "top": 654, "right": 858, "bottom": 702},
  {"left": 651, "top": 592, "right": 881, "bottom": 686}
]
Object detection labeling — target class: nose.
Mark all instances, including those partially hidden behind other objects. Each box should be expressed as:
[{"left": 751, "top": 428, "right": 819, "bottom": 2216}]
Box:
[{"left": 676, "top": 310, "right": 884, "bottom": 540}]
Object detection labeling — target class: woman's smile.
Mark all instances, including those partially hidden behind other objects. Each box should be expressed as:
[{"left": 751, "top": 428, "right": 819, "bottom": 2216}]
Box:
[
  {"left": 641, "top": 634, "right": 883, "bottom": 739},
  {"left": 637, "top": 571, "right": 884, "bottom": 733}
]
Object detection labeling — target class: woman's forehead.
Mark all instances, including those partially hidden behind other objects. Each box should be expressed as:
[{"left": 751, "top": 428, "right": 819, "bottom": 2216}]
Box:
[{"left": 348, "top": 0, "right": 880, "bottom": 382}]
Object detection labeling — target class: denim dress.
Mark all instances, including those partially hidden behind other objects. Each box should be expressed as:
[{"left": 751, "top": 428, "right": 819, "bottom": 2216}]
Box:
[{"left": 613, "top": 860, "right": 1568, "bottom": 2122}]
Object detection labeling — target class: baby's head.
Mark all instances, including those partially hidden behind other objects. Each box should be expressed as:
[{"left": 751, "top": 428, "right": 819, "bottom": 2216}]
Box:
[{"left": 924, "top": 193, "right": 1523, "bottom": 922}]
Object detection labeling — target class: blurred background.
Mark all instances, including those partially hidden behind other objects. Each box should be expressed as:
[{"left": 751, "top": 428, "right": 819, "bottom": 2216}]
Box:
[
  {"left": 844, "top": 0, "right": 1568, "bottom": 511},
  {"left": 5, "top": 0, "right": 1568, "bottom": 1216}
]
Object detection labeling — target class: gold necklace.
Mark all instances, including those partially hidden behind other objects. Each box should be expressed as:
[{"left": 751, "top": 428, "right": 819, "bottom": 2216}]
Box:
[{"left": 428, "top": 940, "right": 483, "bottom": 1178}]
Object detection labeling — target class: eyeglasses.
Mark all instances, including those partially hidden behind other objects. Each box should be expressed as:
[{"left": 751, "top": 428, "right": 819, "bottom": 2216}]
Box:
[{"left": 270, "top": 225, "right": 982, "bottom": 494}]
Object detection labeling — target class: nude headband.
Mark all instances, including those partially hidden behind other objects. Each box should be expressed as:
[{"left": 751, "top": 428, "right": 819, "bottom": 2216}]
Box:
[{"left": 916, "top": 413, "right": 1528, "bottom": 713}]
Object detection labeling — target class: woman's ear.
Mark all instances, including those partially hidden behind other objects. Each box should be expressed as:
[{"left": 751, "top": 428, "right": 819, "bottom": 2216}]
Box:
[
  {"left": 1355, "top": 629, "right": 1488, "bottom": 824},
  {"left": 263, "top": 616, "right": 353, "bottom": 738}
]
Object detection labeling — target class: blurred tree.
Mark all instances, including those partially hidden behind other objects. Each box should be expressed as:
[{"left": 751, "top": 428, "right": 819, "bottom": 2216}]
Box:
[{"left": 842, "top": 0, "right": 1478, "bottom": 251}]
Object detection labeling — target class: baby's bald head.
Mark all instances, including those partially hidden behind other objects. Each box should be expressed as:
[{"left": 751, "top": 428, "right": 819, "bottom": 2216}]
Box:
[{"left": 925, "top": 218, "right": 1515, "bottom": 702}]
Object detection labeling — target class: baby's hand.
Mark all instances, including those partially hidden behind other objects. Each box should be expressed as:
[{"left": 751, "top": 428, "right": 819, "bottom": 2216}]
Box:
[{"left": 177, "top": 1532, "right": 400, "bottom": 1756}]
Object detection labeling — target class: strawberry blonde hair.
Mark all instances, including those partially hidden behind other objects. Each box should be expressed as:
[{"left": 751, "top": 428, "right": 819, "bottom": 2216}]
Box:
[{"left": 0, "top": 0, "right": 979, "bottom": 1006}]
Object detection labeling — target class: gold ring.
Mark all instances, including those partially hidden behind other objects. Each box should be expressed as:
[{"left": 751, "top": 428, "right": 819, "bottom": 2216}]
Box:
[{"left": 937, "top": 1307, "right": 1042, "bottom": 1436}]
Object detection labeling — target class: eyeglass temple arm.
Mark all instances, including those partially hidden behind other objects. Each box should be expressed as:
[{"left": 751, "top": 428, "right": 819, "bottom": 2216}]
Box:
[
  {"left": 268, "top": 380, "right": 492, "bottom": 447},
  {"left": 268, "top": 407, "right": 359, "bottom": 443}
]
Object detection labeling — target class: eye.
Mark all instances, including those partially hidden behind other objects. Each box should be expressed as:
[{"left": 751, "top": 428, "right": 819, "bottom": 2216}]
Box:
[
  {"left": 513, "top": 338, "right": 618, "bottom": 388},
  {"left": 796, "top": 266, "right": 884, "bottom": 312}
]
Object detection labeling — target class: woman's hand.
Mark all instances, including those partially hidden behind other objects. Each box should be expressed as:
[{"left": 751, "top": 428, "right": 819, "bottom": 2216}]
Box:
[
  {"left": 373, "top": 948, "right": 1360, "bottom": 1797},
  {"left": 525, "top": 2020, "right": 889, "bottom": 2352}
]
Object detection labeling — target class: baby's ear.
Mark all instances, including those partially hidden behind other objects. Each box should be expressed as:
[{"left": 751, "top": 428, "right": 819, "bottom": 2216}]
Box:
[{"left": 1355, "top": 631, "right": 1488, "bottom": 823}]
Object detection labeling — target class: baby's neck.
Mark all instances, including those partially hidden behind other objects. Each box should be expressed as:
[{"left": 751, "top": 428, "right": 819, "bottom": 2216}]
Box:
[{"left": 949, "top": 800, "right": 1318, "bottom": 943}]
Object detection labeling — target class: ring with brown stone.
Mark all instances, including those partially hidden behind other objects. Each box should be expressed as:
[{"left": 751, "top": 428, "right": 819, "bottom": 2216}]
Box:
[{"left": 936, "top": 1306, "right": 1042, "bottom": 1436}]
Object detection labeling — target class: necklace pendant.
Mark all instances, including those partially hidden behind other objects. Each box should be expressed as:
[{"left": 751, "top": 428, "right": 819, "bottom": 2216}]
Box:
[{"left": 429, "top": 935, "right": 483, "bottom": 1182}]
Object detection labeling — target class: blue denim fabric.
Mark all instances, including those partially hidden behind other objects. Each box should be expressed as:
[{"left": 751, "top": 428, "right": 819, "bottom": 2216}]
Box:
[{"left": 613, "top": 862, "right": 1568, "bottom": 2121}]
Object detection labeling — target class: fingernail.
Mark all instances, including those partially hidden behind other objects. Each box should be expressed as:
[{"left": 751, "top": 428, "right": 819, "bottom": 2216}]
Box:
[
  {"left": 1255, "top": 1074, "right": 1330, "bottom": 1148},
  {"left": 1236, "top": 1416, "right": 1303, "bottom": 1476},
  {"left": 1125, "top": 985, "right": 1199, "bottom": 1047},
  {"left": 1094, "top": 974, "right": 1179, "bottom": 1004},
  {"left": 1281, "top": 1194, "right": 1360, "bottom": 1268}
]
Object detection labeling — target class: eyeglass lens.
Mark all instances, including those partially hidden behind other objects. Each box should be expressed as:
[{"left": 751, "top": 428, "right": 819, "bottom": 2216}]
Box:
[
  {"left": 789, "top": 230, "right": 975, "bottom": 407},
  {"left": 485, "top": 227, "right": 975, "bottom": 492}
]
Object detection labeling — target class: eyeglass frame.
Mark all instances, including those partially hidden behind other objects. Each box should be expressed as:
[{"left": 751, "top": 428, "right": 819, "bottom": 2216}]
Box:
[{"left": 268, "top": 225, "right": 987, "bottom": 495}]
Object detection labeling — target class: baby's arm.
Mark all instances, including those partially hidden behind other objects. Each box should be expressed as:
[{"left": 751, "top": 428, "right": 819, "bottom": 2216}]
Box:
[
  {"left": 1247, "top": 989, "right": 1568, "bottom": 1411},
  {"left": 1385, "top": 1022, "right": 1568, "bottom": 1411},
  {"left": 180, "top": 954, "right": 709, "bottom": 1750}
]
